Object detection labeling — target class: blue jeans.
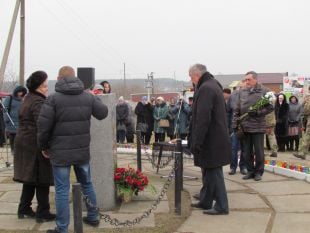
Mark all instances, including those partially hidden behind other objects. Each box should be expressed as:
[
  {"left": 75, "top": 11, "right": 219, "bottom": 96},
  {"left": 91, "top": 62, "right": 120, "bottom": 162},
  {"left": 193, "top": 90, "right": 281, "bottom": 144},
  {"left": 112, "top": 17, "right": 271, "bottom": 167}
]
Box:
[
  {"left": 52, "top": 163, "right": 98, "bottom": 233},
  {"left": 230, "top": 132, "right": 246, "bottom": 171}
]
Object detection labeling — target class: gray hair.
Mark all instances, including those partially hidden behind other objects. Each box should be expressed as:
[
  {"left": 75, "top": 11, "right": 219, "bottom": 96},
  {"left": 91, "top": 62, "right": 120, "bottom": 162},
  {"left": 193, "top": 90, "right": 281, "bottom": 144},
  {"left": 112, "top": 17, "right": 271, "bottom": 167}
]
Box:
[
  {"left": 245, "top": 71, "right": 258, "bottom": 79},
  {"left": 189, "top": 63, "right": 207, "bottom": 76}
]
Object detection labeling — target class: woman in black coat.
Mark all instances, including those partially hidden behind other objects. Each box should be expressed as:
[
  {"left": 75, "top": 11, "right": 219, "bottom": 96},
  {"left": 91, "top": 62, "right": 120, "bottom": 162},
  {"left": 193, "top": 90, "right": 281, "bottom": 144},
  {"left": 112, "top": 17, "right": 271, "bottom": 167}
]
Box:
[
  {"left": 14, "top": 71, "right": 55, "bottom": 222},
  {"left": 135, "top": 96, "right": 154, "bottom": 145},
  {"left": 274, "top": 93, "right": 289, "bottom": 152}
]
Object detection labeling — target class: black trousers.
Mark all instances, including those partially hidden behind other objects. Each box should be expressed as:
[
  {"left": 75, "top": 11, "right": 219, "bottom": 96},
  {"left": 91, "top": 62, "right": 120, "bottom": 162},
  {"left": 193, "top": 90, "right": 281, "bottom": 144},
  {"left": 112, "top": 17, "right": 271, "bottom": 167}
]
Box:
[
  {"left": 18, "top": 184, "right": 50, "bottom": 217},
  {"left": 155, "top": 133, "right": 165, "bottom": 142},
  {"left": 199, "top": 167, "right": 229, "bottom": 212},
  {"left": 141, "top": 132, "right": 152, "bottom": 145},
  {"left": 288, "top": 135, "right": 299, "bottom": 151},
  {"left": 243, "top": 133, "right": 265, "bottom": 175}
]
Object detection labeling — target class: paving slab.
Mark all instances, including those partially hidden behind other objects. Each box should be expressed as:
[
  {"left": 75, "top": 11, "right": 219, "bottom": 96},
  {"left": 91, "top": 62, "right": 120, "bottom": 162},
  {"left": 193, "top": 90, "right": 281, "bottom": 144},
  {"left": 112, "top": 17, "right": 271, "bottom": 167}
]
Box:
[
  {"left": 0, "top": 183, "right": 22, "bottom": 191},
  {"left": 0, "top": 215, "right": 36, "bottom": 230},
  {"left": 225, "top": 171, "right": 289, "bottom": 184},
  {"left": 0, "top": 190, "right": 24, "bottom": 203},
  {"left": 119, "top": 200, "right": 169, "bottom": 213},
  {"left": 0, "top": 171, "right": 13, "bottom": 177},
  {"left": 272, "top": 213, "right": 310, "bottom": 233},
  {"left": 177, "top": 210, "right": 270, "bottom": 233},
  {"left": 247, "top": 180, "right": 310, "bottom": 196},
  {"left": 267, "top": 195, "right": 310, "bottom": 213},
  {"left": 0, "top": 176, "right": 8, "bottom": 182},
  {"left": 39, "top": 217, "right": 73, "bottom": 231},
  {"left": 229, "top": 193, "right": 269, "bottom": 210},
  {"left": 184, "top": 179, "right": 248, "bottom": 195},
  {"left": 0, "top": 202, "right": 19, "bottom": 214},
  {"left": 225, "top": 179, "right": 248, "bottom": 192}
]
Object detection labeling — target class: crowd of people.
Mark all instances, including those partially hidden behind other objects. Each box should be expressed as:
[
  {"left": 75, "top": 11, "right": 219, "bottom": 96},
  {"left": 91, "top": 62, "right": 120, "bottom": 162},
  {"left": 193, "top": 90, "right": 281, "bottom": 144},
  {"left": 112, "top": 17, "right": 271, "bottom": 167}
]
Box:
[
  {"left": 224, "top": 73, "right": 310, "bottom": 180},
  {"left": 0, "top": 63, "right": 310, "bottom": 230}
]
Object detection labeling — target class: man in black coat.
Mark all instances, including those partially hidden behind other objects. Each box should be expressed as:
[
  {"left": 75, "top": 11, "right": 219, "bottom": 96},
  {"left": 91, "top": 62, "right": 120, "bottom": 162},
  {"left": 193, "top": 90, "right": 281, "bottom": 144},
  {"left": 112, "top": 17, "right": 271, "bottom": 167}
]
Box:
[
  {"left": 189, "top": 64, "right": 231, "bottom": 215},
  {"left": 37, "top": 66, "right": 108, "bottom": 233}
]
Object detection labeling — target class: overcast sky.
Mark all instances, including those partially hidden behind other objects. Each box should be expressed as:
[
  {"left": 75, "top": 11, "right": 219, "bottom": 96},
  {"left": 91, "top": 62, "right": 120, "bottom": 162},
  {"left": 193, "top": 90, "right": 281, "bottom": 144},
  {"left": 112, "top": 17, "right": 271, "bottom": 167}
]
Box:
[{"left": 0, "top": 0, "right": 309, "bottom": 81}]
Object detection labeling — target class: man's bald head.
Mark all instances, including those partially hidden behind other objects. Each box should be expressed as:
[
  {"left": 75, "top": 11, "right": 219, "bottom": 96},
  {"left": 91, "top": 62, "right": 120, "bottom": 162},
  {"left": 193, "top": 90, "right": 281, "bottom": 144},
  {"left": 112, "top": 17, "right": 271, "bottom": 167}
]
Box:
[{"left": 58, "top": 66, "right": 75, "bottom": 80}]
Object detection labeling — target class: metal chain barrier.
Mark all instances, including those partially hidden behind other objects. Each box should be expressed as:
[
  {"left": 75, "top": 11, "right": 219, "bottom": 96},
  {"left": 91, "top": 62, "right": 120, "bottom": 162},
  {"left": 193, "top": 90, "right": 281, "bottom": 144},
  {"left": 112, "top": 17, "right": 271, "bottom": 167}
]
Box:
[
  {"left": 83, "top": 159, "right": 179, "bottom": 227},
  {"left": 143, "top": 149, "right": 174, "bottom": 169}
]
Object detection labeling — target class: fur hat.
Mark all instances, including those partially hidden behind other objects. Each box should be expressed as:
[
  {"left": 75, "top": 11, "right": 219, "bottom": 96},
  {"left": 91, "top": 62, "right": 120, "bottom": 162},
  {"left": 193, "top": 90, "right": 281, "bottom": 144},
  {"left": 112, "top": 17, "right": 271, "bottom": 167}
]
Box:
[{"left": 26, "top": 71, "right": 48, "bottom": 92}]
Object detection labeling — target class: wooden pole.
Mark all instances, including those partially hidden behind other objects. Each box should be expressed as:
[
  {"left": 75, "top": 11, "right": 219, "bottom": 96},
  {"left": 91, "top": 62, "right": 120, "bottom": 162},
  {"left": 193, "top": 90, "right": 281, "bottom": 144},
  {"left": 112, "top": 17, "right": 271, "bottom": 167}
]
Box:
[
  {"left": 0, "top": 0, "right": 21, "bottom": 89},
  {"left": 20, "top": 0, "right": 25, "bottom": 86}
]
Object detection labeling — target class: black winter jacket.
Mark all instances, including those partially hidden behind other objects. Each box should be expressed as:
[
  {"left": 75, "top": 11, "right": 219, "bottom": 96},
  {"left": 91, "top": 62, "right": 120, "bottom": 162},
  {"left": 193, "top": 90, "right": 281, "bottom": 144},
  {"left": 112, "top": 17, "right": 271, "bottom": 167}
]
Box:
[{"left": 37, "top": 77, "right": 108, "bottom": 166}]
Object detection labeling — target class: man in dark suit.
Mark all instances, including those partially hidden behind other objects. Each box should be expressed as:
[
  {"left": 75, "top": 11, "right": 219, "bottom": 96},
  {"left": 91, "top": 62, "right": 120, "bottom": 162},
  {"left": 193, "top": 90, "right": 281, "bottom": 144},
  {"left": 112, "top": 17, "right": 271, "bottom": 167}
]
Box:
[{"left": 189, "top": 64, "right": 231, "bottom": 215}]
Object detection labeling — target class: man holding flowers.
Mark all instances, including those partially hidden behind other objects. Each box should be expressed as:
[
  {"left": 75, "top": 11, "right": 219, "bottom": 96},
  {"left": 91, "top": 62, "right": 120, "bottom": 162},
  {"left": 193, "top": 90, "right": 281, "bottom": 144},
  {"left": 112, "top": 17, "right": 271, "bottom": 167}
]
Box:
[{"left": 232, "top": 71, "right": 274, "bottom": 181}]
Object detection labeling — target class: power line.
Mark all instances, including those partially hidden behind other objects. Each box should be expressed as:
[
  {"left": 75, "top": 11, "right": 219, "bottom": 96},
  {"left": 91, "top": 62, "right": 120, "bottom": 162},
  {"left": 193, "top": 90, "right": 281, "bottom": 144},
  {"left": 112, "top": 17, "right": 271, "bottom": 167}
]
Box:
[
  {"left": 54, "top": 0, "right": 142, "bottom": 75},
  {"left": 37, "top": 0, "right": 123, "bottom": 72}
]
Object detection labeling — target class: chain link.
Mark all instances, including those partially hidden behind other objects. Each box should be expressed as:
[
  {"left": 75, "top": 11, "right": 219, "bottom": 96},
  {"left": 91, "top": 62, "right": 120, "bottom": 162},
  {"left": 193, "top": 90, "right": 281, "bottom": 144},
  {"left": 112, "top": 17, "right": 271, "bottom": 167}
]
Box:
[
  {"left": 143, "top": 149, "right": 174, "bottom": 169},
  {"left": 83, "top": 158, "right": 180, "bottom": 227}
]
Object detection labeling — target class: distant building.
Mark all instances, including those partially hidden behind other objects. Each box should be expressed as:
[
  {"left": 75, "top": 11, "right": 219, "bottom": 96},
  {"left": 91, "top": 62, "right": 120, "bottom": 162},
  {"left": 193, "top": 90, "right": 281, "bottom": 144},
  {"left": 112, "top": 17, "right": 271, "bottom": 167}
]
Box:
[
  {"left": 131, "top": 92, "right": 180, "bottom": 103},
  {"left": 216, "top": 72, "right": 288, "bottom": 93}
]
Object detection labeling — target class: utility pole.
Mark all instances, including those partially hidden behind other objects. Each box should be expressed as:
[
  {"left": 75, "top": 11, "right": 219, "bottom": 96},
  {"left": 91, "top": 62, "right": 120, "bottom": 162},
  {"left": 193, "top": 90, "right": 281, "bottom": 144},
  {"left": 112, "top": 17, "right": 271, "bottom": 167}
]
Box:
[
  {"left": 123, "top": 62, "right": 126, "bottom": 98},
  {"left": 145, "top": 72, "right": 154, "bottom": 101},
  {"left": 20, "top": 0, "right": 25, "bottom": 86},
  {"left": 0, "top": 0, "right": 21, "bottom": 89},
  {"left": 149, "top": 72, "right": 154, "bottom": 95}
]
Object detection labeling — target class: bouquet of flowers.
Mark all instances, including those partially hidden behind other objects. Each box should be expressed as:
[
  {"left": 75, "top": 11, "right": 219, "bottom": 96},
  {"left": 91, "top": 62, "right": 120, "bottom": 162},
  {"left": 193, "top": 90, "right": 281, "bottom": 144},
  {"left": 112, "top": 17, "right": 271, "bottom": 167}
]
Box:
[
  {"left": 114, "top": 166, "right": 154, "bottom": 202},
  {"left": 238, "top": 91, "right": 276, "bottom": 122}
]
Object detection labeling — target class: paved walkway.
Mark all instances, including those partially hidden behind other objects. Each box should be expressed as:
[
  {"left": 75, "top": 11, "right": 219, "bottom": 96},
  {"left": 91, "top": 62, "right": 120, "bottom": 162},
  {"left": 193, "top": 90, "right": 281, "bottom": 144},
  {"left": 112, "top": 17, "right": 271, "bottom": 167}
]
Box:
[{"left": 0, "top": 147, "right": 310, "bottom": 232}]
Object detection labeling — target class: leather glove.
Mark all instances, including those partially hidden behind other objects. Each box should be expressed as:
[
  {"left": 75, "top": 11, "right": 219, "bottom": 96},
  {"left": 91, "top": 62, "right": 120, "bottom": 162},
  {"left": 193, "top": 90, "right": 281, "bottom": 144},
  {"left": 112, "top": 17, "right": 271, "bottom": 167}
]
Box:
[{"left": 248, "top": 109, "right": 258, "bottom": 117}]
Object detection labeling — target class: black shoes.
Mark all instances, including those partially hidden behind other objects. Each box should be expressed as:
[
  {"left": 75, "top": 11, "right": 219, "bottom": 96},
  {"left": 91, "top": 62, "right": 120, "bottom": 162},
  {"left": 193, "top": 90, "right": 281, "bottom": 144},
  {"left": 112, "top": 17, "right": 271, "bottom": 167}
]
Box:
[
  {"left": 190, "top": 202, "right": 205, "bottom": 209},
  {"left": 82, "top": 216, "right": 100, "bottom": 227},
  {"left": 242, "top": 173, "right": 254, "bottom": 180},
  {"left": 228, "top": 169, "right": 236, "bottom": 175},
  {"left": 46, "top": 229, "right": 60, "bottom": 233},
  {"left": 254, "top": 174, "right": 262, "bottom": 181},
  {"left": 17, "top": 209, "right": 36, "bottom": 219},
  {"left": 270, "top": 152, "right": 277, "bottom": 157},
  {"left": 192, "top": 193, "right": 200, "bottom": 200},
  {"left": 293, "top": 153, "right": 306, "bottom": 160},
  {"left": 243, "top": 173, "right": 262, "bottom": 181},
  {"left": 203, "top": 208, "right": 229, "bottom": 215},
  {"left": 36, "top": 212, "right": 56, "bottom": 223},
  {"left": 240, "top": 168, "right": 247, "bottom": 175}
]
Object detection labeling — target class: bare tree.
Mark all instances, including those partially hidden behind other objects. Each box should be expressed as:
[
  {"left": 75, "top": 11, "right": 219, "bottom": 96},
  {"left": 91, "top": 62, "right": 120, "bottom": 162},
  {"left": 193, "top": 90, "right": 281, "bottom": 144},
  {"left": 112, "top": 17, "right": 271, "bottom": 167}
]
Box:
[{"left": 1, "top": 63, "right": 18, "bottom": 92}]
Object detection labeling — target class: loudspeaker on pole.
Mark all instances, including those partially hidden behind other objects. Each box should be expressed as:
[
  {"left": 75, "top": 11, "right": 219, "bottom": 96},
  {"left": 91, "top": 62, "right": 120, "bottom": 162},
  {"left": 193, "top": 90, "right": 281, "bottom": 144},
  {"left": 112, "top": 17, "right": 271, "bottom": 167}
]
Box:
[{"left": 77, "top": 67, "right": 95, "bottom": 90}]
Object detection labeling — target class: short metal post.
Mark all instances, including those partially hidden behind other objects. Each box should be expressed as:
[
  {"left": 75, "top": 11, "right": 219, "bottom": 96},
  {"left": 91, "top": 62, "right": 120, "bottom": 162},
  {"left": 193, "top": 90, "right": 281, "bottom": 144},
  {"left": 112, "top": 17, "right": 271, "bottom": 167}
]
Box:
[
  {"left": 72, "top": 183, "right": 83, "bottom": 233},
  {"left": 136, "top": 130, "right": 142, "bottom": 171},
  {"left": 178, "top": 140, "right": 184, "bottom": 190},
  {"left": 175, "top": 139, "right": 182, "bottom": 215}
]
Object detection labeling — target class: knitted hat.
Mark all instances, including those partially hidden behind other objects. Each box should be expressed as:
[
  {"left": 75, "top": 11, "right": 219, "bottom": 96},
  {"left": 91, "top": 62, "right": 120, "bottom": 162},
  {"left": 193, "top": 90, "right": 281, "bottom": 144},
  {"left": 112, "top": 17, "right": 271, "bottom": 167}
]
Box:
[
  {"left": 94, "top": 84, "right": 104, "bottom": 90},
  {"left": 26, "top": 71, "right": 48, "bottom": 92}
]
